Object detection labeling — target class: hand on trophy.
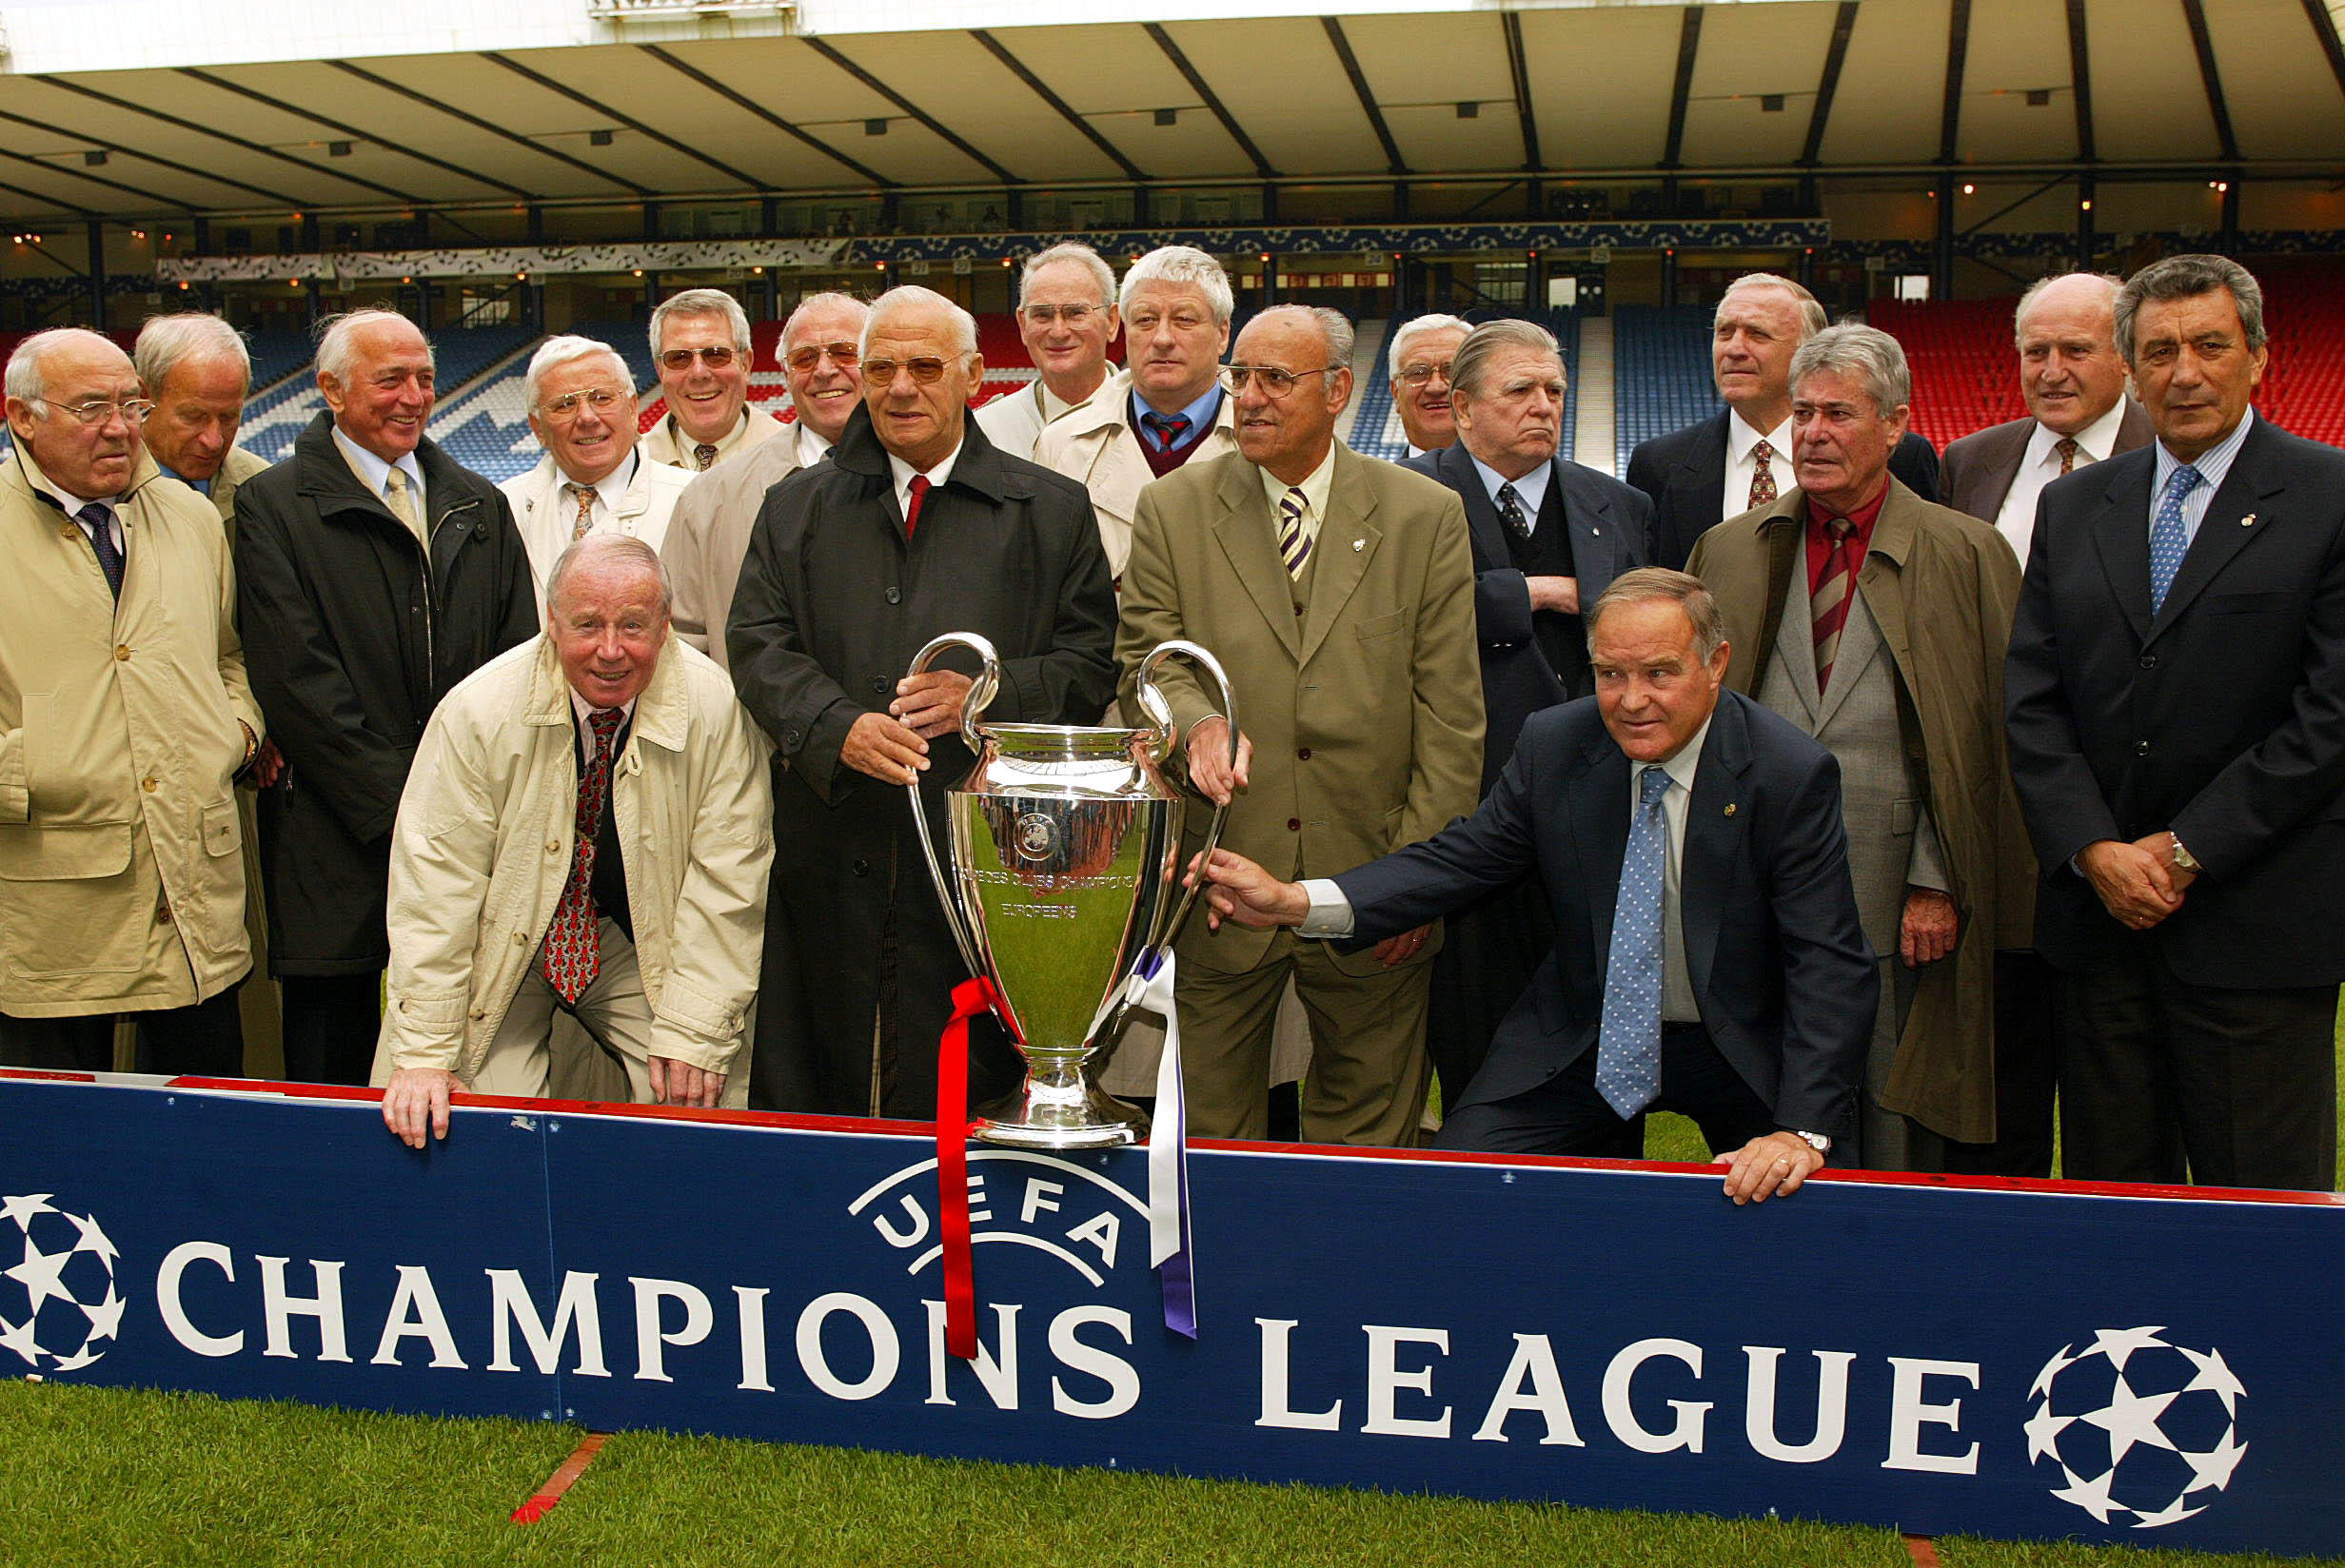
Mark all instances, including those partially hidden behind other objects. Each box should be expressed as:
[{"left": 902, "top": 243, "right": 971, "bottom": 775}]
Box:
[
  {"left": 892, "top": 668, "right": 976, "bottom": 739},
  {"left": 1190, "top": 847, "right": 1310, "bottom": 931},
  {"left": 1185, "top": 715, "right": 1252, "bottom": 806},
  {"left": 843, "top": 710, "right": 931, "bottom": 784}
]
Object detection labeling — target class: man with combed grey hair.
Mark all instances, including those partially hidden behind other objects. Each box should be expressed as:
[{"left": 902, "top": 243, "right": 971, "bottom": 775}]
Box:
[
  {"left": 1688, "top": 322, "right": 2030, "bottom": 1175},
  {"left": 0, "top": 327, "right": 266, "bottom": 1076},
  {"left": 640, "top": 286, "right": 781, "bottom": 473},
  {"left": 1399, "top": 315, "right": 1652, "bottom": 1115},
  {"left": 1388, "top": 312, "right": 1472, "bottom": 458},
  {"left": 1116, "top": 302, "right": 1484, "bottom": 1146},
  {"left": 2006, "top": 253, "right": 2345, "bottom": 1193},
  {"left": 501, "top": 334, "right": 695, "bottom": 603},
  {"left": 1628, "top": 271, "right": 1940, "bottom": 571},
  {"left": 374, "top": 533, "right": 773, "bottom": 1146},
  {"left": 234, "top": 306, "right": 538, "bottom": 1087},
  {"left": 977, "top": 242, "right": 1120, "bottom": 461},
  {"left": 729, "top": 282, "right": 1116, "bottom": 1120},
  {"left": 662, "top": 290, "right": 867, "bottom": 672},
  {"left": 1035, "top": 245, "right": 1240, "bottom": 587}
]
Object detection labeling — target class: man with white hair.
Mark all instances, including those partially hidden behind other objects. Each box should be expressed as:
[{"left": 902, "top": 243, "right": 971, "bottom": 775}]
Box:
[
  {"left": 639, "top": 287, "right": 782, "bottom": 472},
  {"left": 1033, "top": 245, "right": 1241, "bottom": 584},
  {"left": 375, "top": 535, "right": 773, "bottom": 1147},
  {"left": 134, "top": 310, "right": 283, "bottom": 1068},
  {"left": 501, "top": 335, "right": 696, "bottom": 601},
  {"left": 235, "top": 308, "right": 538, "bottom": 1086},
  {"left": 0, "top": 327, "right": 264, "bottom": 1074},
  {"left": 1388, "top": 312, "right": 1471, "bottom": 458},
  {"left": 730, "top": 284, "right": 1116, "bottom": 1118},
  {"left": 662, "top": 291, "right": 867, "bottom": 672},
  {"left": 1629, "top": 273, "right": 1940, "bottom": 570},
  {"left": 976, "top": 242, "right": 1120, "bottom": 461}
]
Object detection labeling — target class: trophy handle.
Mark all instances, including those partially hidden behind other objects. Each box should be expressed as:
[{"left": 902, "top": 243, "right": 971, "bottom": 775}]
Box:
[
  {"left": 1135, "top": 639, "right": 1239, "bottom": 951},
  {"left": 903, "top": 631, "right": 1001, "bottom": 980}
]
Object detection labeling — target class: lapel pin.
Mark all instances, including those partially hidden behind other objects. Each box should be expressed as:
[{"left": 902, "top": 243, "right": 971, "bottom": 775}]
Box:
[
  {"left": 1724, "top": 803, "right": 1737, "bottom": 816},
  {"left": 1351, "top": 538, "right": 1364, "bottom": 552},
  {"left": 2240, "top": 513, "right": 2256, "bottom": 527}
]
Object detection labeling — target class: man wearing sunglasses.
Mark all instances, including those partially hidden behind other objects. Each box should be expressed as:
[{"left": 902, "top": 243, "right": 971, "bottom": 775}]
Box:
[
  {"left": 639, "top": 288, "right": 782, "bottom": 474},
  {"left": 0, "top": 328, "right": 265, "bottom": 1075},
  {"left": 502, "top": 335, "right": 695, "bottom": 604},
  {"left": 664, "top": 292, "right": 867, "bottom": 673},
  {"left": 730, "top": 284, "right": 1116, "bottom": 1119},
  {"left": 976, "top": 243, "right": 1120, "bottom": 461},
  {"left": 1115, "top": 304, "right": 1484, "bottom": 1147}
]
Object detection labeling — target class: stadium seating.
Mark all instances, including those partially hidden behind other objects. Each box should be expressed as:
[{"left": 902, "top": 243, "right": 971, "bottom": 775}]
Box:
[
  {"left": 1612, "top": 304, "right": 1722, "bottom": 460},
  {"left": 1352, "top": 307, "right": 1580, "bottom": 464},
  {"left": 1865, "top": 297, "right": 2026, "bottom": 452}
]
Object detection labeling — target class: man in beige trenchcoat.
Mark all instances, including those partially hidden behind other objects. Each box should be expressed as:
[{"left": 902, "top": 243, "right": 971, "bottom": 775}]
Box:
[
  {"left": 134, "top": 311, "right": 281, "bottom": 1074},
  {"left": 0, "top": 327, "right": 265, "bottom": 1073}
]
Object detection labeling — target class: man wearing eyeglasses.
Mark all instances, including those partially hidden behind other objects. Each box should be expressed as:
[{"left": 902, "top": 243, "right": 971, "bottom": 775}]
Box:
[
  {"left": 0, "top": 327, "right": 265, "bottom": 1075},
  {"left": 638, "top": 288, "right": 782, "bottom": 474},
  {"left": 975, "top": 243, "right": 1120, "bottom": 461},
  {"left": 502, "top": 335, "right": 696, "bottom": 604},
  {"left": 1389, "top": 313, "right": 1470, "bottom": 459},
  {"left": 664, "top": 291, "right": 867, "bottom": 672},
  {"left": 730, "top": 284, "right": 1116, "bottom": 1119},
  {"left": 1115, "top": 304, "right": 1485, "bottom": 1146}
]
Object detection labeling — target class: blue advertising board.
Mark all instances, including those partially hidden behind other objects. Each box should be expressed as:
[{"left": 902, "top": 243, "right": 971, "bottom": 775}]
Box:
[{"left": 2, "top": 1070, "right": 2338, "bottom": 1557}]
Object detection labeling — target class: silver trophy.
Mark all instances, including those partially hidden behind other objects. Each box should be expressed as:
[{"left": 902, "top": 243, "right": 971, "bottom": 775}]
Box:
[{"left": 906, "top": 634, "right": 1238, "bottom": 1149}]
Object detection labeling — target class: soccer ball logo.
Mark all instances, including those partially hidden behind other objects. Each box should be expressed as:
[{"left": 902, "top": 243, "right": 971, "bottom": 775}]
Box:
[
  {"left": 0, "top": 1193, "right": 125, "bottom": 1374},
  {"left": 2026, "top": 1326, "right": 2246, "bottom": 1529}
]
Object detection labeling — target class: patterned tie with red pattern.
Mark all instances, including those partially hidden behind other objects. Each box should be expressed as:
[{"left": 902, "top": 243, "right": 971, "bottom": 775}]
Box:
[{"left": 542, "top": 707, "right": 624, "bottom": 1004}]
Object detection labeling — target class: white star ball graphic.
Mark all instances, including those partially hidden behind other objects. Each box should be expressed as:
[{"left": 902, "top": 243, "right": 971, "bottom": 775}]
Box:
[
  {"left": 2026, "top": 1328, "right": 2247, "bottom": 1530},
  {"left": 0, "top": 1192, "right": 124, "bottom": 1374}
]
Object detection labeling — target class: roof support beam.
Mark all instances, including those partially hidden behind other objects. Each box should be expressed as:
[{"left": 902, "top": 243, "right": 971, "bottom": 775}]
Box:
[
  {"left": 641, "top": 46, "right": 895, "bottom": 189},
  {"left": 799, "top": 37, "right": 1021, "bottom": 186},
  {"left": 177, "top": 68, "right": 535, "bottom": 203},
  {"left": 968, "top": 30, "right": 1146, "bottom": 184},
  {"left": 1501, "top": 12, "right": 1541, "bottom": 173},
  {"left": 1320, "top": 18, "right": 1407, "bottom": 176},
  {"left": 1145, "top": 23, "right": 1278, "bottom": 179},
  {"left": 1661, "top": 6, "right": 1703, "bottom": 170},
  {"left": 1939, "top": 0, "right": 1972, "bottom": 166},
  {"left": 1801, "top": 2, "right": 1860, "bottom": 167},
  {"left": 326, "top": 60, "right": 653, "bottom": 199},
  {"left": 2066, "top": 0, "right": 2097, "bottom": 162},
  {"left": 37, "top": 74, "right": 423, "bottom": 206},
  {"left": 481, "top": 51, "right": 769, "bottom": 194},
  {"left": 0, "top": 173, "right": 97, "bottom": 219},
  {"left": 2304, "top": 0, "right": 2345, "bottom": 107},
  {"left": 0, "top": 131, "right": 191, "bottom": 212},
  {"left": 2178, "top": 0, "right": 2240, "bottom": 162}
]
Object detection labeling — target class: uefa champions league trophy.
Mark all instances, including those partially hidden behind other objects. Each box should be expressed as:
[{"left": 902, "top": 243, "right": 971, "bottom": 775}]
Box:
[{"left": 905, "top": 633, "right": 1238, "bottom": 1149}]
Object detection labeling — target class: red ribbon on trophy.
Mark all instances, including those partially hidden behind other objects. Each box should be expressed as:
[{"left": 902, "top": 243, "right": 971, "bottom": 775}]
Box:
[{"left": 935, "top": 974, "right": 1003, "bottom": 1362}]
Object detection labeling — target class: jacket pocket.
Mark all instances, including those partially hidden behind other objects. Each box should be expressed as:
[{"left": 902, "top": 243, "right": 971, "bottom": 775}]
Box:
[
  {"left": 2203, "top": 591, "right": 2289, "bottom": 616},
  {"left": 201, "top": 797, "right": 240, "bottom": 858},
  {"left": 0, "top": 820, "right": 133, "bottom": 881},
  {"left": 0, "top": 821, "right": 142, "bottom": 977},
  {"left": 1354, "top": 609, "right": 1407, "bottom": 641}
]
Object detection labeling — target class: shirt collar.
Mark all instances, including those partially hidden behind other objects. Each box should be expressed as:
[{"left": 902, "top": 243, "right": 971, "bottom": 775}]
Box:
[
  {"left": 154, "top": 459, "right": 208, "bottom": 497},
  {"left": 798, "top": 421, "right": 834, "bottom": 466},
  {"left": 886, "top": 438, "right": 963, "bottom": 498},
  {"left": 330, "top": 424, "right": 424, "bottom": 504},
  {"left": 2154, "top": 405, "right": 2255, "bottom": 496},
  {"left": 2026, "top": 399, "right": 2130, "bottom": 472},
  {"left": 1804, "top": 475, "right": 1891, "bottom": 536},
  {"left": 1258, "top": 441, "right": 1338, "bottom": 522},
  {"left": 1132, "top": 382, "right": 1223, "bottom": 437},
  {"left": 1645, "top": 713, "right": 1713, "bottom": 796},
  {"left": 667, "top": 405, "right": 748, "bottom": 459},
  {"left": 569, "top": 687, "right": 637, "bottom": 730},
  {"left": 563, "top": 446, "right": 636, "bottom": 500},
  {"left": 1728, "top": 409, "right": 1792, "bottom": 462},
  {"left": 25, "top": 461, "right": 118, "bottom": 514},
  {"left": 1469, "top": 452, "right": 1550, "bottom": 518}
]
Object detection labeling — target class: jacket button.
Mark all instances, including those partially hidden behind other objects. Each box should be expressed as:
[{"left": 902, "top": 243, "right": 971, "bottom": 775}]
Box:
[
  {"left": 1296, "top": 747, "right": 1311, "bottom": 760},
  {"left": 884, "top": 586, "right": 901, "bottom": 604},
  {"left": 2136, "top": 739, "right": 2152, "bottom": 755},
  {"left": 1292, "top": 603, "right": 1305, "bottom": 617},
  {"left": 1287, "top": 817, "right": 1301, "bottom": 832},
  {"left": 2138, "top": 653, "right": 2158, "bottom": 670},
  {"left": 852, "top": 858, "right": 872, "bottom": 876},
  {"left": 514, "top": 932, "right": 527, "bottom": 946},
  {"left": 156, "top": 900, "right": 172, "bottom": 924},
  {"left": 545, "top": 839, "right": 561, "bottom": 853},
  {"left": 115, "top": 645, "right": 130, "bottom": 661},
  {"left": 871, "top": 677, "right": 889, "bottom": 695},
  {"left": 141, "top": 775, "right": 157, "bottom": 793}
]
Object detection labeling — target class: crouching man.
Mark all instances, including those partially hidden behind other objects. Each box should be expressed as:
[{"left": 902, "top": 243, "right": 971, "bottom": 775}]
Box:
[{"left": 376, "top": 534, "right": 773, "bottom": 1146}]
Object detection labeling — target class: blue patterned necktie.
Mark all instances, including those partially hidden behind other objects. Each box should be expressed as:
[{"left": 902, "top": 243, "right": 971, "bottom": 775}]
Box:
[
  {"left": 1596, "top": 764, "right": 1672, "bottom": 1118},
  {"left": 1141, "top": 410, "right": 1192, "bottom": 452},
  {"left": 2149, "top": 463, "right": 2201, "bottom": 614},
  {"left": 78, "top": 502, "right": 123, "bottom": 601}
]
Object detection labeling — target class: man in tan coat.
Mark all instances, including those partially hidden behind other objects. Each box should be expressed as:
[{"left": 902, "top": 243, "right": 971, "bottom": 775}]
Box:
[
  {"left": 663, "top": 292, "right": 867, "bottom": 672},
  {"left": 1116, "top": 304, "right": 1484, "bottom": 1146},
  {"left": 1687, "top": 324, "right": 2032, "bottom": 1166},
  {"left": 638, "top": 288, "right": 784, "bottom": 473},
  {"left": 134, "top": 311, "right": 281, "bottom": 1072},
  {"left": 0, "top": 327, "right": 265, "bottom": 1073},
  {"left": 375, "top": 535, "right": 772, "bottom": 1147}
]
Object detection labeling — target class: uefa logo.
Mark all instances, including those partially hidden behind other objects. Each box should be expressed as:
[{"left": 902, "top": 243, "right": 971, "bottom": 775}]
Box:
[
  {"left": 1, "top": 1193, "right": 126, "bottom": 1374},
  {"left": 2026, "top": 1327, "right": 2247, "bottom": 1529}
]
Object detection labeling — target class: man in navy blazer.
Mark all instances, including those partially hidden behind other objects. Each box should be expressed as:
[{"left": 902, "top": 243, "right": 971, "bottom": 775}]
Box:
[
  {"left": 1399, "top": 318, "right": 1650, "bottom": 1113},
  {"left": 1627, "top": 273, "right": 1938, "bottom": 572},
  {"left": 1198, "top": 569, "right": 1876, "bottom": 1203},
  {"left": 2005, "top": 254, "right": 2345, "bottom": 1192}
]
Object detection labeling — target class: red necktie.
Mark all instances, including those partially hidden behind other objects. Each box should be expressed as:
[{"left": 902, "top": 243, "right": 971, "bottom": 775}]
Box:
[
  {"left": 1810, "top": 518, "right": 1860, "bottom": 695},
  {"left": 904, "top": 474, "right": 931, "bottom": 537},
  {"left": 542, "top": 708, "right": 623, "bottom": 1004}
]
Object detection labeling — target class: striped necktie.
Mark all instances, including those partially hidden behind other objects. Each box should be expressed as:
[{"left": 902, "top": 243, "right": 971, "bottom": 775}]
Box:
[
  {"left": 1811, "top": 517, "right": 1861, "bottom": 695},
  {"left": 1276, "top": 487, "right": 1312, "bottom": 578}
]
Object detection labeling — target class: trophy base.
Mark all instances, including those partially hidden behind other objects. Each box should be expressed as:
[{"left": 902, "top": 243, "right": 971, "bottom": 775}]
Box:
[{"left": 974, "top": 1070, "right": 1151, "bottom": 1149}]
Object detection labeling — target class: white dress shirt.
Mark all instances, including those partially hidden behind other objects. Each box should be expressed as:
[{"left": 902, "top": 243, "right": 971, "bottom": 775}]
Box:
[
  {"left": 1724, "top": 412, "right": 1791, "bottom": 521},
  {"left": 885, "top": 440, "right": 962, "bottom": 522},
  {"left": 28, "top": 467, "right": 123, "bottom": 553},
  {"left": 1993, "top": 398, "right": 2129, "bottom": 565},
  {"left": 562, "top": 448, "right": 640, "bottom": 539},
  {"left": 798, "top": 422, "right": 835, "bottom": 468},
  {"left": 331, "top": 425, "right": 426, "bottom": 544}
]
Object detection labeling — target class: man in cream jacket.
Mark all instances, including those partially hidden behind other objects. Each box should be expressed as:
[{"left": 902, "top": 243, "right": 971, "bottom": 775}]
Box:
[{"left": 375, "top": 534, "right": 772, "bottom": 1145}]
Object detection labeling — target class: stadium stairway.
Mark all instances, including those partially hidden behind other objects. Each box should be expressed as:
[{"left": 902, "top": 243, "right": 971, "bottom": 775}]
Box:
[{"left": 1573, "top": 316, "right": 1617, "bottom": 478}]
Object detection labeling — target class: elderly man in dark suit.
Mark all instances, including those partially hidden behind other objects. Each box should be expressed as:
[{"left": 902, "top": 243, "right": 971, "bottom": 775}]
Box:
[
  {"left": 1196, "top": 569, "right": 1875, "bottom": 1202},
  {"left": 1937, "top": 271, "right": 2152, "bottom": 1179},
  {"left": 1627, "top": 273, "right": 1939, "bottom": 572},
  {"left": 729, "top": 284, "right": 1117, "bottom": 1120},
  {"left": 2006, "top": 253, "right": 2345, "bottom": 1193},
  {"left": 1400, "top": 317, "right": 1650, "bottom": 1116}
]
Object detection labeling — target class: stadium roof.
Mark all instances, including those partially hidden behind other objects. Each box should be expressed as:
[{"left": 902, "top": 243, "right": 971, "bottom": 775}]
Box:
[{"left": 0, "top": 0, "right": 2340, "bottom": 224}]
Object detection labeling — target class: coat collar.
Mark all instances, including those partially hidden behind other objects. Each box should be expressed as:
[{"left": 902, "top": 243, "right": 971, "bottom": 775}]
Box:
[
  {"left": 1205, "top": 441, "right": 1382, "bottom": 666},
  {"left": 290, "top": 411, "right": 474, "bottom": 515},
  {"left": 827, "top": 402, "right": 1012, "bottom": 503},
  {"left": 2, "top": 439, "right": 168, "bottom": 511},
  {"left": 519, "top": 630, "right": 691, "bottom": 753}
]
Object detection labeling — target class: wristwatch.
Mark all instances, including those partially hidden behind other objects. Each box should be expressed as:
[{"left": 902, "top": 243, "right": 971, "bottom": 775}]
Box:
[
  {"left": 2169, "top": 833, "right": 2201, "bottom": 875},
  {"left": 1792, "top": 1130, "right": 1832, "bottom": 1157}
]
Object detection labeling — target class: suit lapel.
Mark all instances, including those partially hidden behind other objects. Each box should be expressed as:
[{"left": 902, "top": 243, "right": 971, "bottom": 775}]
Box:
[
  {"left": 1211, "top": 458, "right": 1305, "bottom": 660},
  {"left": 1681, "top": 698, "right": 1752, "bottom": 1007},
  {"left": 2147, "top": 422, "right": 2286, "bottom": 639},
  {"left": 1565, "top": 727, "right": 1633, "bottom": 964},
  {"left": 1444, "top": 444, "right": 1509, "bottom": 572},
  {"left": 1682, "top": 410, "right": 1730, "bottom": 525},
  {"left": 2087, "top": 456, "right": 2157, "bottom": 646},
  {"left": 1974, "top": 423, "right": 2029, "bottom": 519},
  {"left": 1555, "top": 459, "right": 1620, "bottom": 586},
  {"left": 1816, "top": 594, "right": 1882, "bottom": 728},
  {"left": 1297, "top": 446, "right": 1380, "bottom": 667}
]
